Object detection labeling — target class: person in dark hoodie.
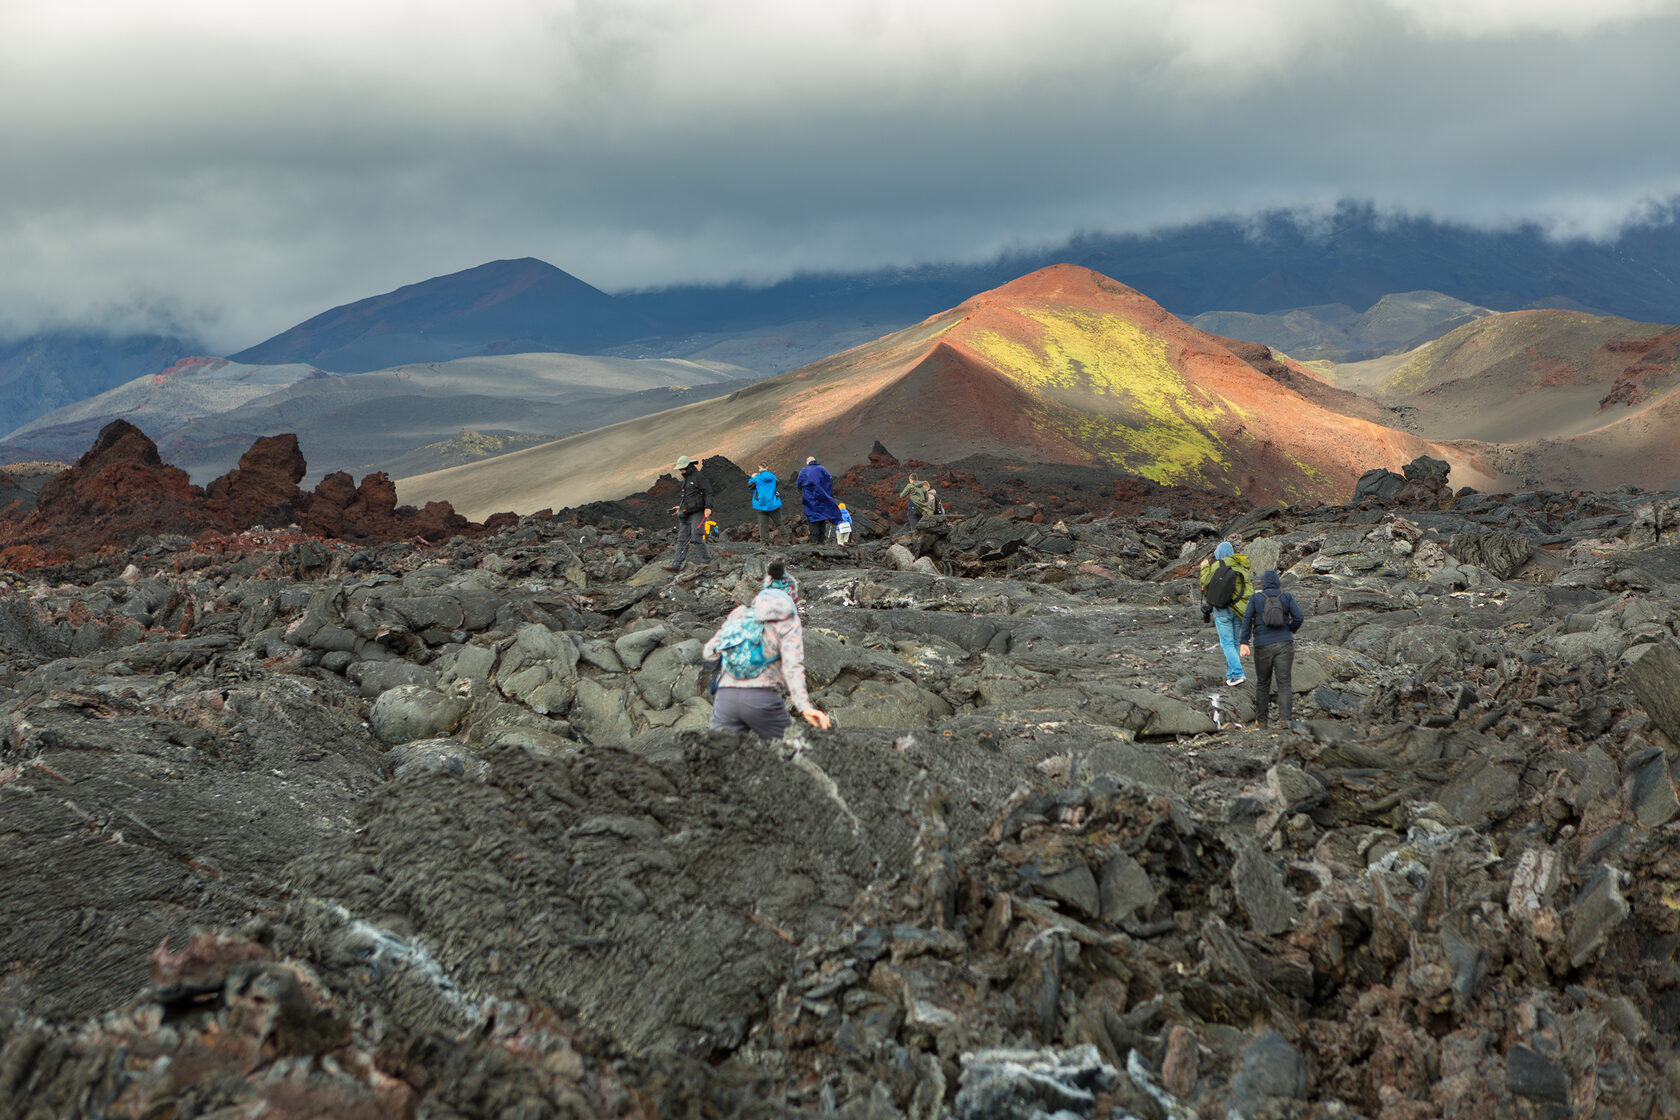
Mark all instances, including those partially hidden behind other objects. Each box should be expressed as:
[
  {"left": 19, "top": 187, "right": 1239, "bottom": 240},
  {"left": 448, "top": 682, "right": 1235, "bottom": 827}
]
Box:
[{"left": 1239, "top": 569, "right": 1304, "bottom": 728}]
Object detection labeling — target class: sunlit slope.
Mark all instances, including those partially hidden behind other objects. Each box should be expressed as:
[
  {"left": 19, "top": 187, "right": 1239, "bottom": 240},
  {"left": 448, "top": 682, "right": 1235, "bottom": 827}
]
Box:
[
  {"left": 1374, "top": 311, "right": 1680, "bottom": 443},
  {"left": 399, "top": 265, "right": 1491, "bottom": 518}
]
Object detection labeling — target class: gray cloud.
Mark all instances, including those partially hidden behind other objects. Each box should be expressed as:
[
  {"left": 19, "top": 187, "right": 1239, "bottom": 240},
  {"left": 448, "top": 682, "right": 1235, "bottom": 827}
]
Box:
[{"left": 3, "top": 0, "right": 1678, "bottom": 351}]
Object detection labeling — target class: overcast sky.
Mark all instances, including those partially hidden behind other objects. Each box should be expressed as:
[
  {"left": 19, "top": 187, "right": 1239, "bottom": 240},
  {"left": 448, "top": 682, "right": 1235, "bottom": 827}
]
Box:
[{"left": 4, "top": 0, "right": 1679, "bottom": 351}]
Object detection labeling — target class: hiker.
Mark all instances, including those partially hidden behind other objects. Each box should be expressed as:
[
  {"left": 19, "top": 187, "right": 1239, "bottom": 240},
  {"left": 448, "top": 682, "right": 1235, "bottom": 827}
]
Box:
[
  {"left": 663, "top": 455, "right": 714, "bottom": 571},
  {"left": 747, "top": 463, "right": 784, "bottom": 544},
  {"left": 797, "top": 456, "right": 841, "bottom": 543},
  {"left": 704, "top": 581, "right": 831, "bottom": 739},
  {"left": 835, "top": 503, "right": 854, "bottom": 545},
  {"left": 1239, "top": 569, "right": 1304, "bottom": 728},
  {"left": 899, "top": 474, "right": 936, "bottom": 529},
  {"left": 762, "top": 557, "right": 799, "bottom": 607},
  {"left": 1199, "top": 540, "right": 1254, "bottom": 687}
]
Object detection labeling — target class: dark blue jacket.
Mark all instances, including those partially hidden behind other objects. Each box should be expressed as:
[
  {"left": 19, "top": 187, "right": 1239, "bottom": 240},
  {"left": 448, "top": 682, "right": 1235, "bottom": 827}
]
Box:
[
  {"left": 797, "top": 461, "right": 841, "bottom": 522},
  {"left": 1241, "top": 570, "right": 1303, "bottom": 647}
]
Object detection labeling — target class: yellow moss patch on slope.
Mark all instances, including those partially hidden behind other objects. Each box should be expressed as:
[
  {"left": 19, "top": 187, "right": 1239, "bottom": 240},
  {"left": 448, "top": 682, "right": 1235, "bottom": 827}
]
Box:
[{"left": 965, "top": 308, "right": 1233, "bottom": 486}]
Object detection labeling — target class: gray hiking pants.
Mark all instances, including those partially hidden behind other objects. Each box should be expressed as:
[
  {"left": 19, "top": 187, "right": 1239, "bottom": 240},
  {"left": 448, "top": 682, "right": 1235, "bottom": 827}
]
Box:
[
  {"left": 673, "top": 510, "right": 711, "bottom": 567},
  {"left": 710, "top": 685, "right": 791, "bottom": 740}
]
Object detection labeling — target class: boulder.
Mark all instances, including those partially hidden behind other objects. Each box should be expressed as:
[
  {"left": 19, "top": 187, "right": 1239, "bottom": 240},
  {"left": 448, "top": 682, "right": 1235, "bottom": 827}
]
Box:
[
  {"left": 1353, "top": 468, "right": 1406, "bottom": 502},
  {"left": 570, "top": 677, "right": 639, "bottom": 746},
  {"left": 830, "top": 679, "right": 952, "bottom": 730},
  {"left": 633, "top": 639, "right": 704, "bottom": 710},
  {"left": 349, "top": 660, "right": 441, "bottom": 701},
  {"left": 369, "top": 685, "right": 469, "bottom": 745},
  {"left": 1230, "top": 1032, "right": 1310, "bottom": 1101},
  {"left": 614, "top": 624, "right": 669, "bottom": 670},
  {"left": 1448, "top": 527, "right": 1536, "bottom": 580},
  {"left": 385, "top": 738, "right": 488, "bottom": 781},
  {"left": 1625, "top": 746, "right": 1679, "bottom": 828},
  {"left": 1624, "top": 636, "right": 1680, "bottom": 746},
  {"left": 1097, "top": 852, "right": 1156, "bottom": 924}
]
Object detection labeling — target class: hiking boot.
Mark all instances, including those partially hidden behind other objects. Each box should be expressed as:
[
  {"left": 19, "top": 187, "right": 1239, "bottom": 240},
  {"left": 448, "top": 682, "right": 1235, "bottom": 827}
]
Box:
[
  {"left": 1225, "top": 675, "right": 1245, "bottom": 687},
  {"left": 661, "top": 562, "right": 682, "bottom": 572}
]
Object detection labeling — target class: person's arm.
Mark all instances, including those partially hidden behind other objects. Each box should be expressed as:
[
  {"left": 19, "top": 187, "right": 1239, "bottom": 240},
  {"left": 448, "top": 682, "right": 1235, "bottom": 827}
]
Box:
[
  {"left": 1289, "top": 595, "right": 1304, "bottom": 633},
  {"left": 773, "top": 618, "right": 828, "bottom": 727},
  {"left": 1238, "top": 598, "right": 1255, "bottom": 654}
]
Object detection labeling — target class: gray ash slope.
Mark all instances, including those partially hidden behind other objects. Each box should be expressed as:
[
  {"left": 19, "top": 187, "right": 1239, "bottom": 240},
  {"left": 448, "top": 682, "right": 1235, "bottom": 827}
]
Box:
[{"left": 2, "top": 473, "right": 1680, "bottom": 1118}]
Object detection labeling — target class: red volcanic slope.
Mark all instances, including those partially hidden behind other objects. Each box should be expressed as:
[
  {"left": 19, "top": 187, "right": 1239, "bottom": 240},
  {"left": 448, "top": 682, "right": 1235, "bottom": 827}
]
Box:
[
  {"left": 401, "top": 265, "right": 1492, "bottom": 517},
  {"left": 0, "top": 421, "right": 499, "bottom": 570}
]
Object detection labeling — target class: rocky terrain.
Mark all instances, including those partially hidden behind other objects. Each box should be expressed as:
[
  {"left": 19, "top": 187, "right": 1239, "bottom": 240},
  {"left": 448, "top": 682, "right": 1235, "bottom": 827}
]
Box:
[
  {"left": 3, "top": 435, "right": 1680, "bottom": 1119},
  {"left": 0, "top": 421, "right": 502, "bottom": 571}
]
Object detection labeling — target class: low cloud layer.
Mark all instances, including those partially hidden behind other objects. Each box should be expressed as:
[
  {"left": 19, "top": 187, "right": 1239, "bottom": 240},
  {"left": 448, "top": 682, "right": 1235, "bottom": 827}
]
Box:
[{"left": 4, "top": 0, "right": 1679, "bottom": 351}]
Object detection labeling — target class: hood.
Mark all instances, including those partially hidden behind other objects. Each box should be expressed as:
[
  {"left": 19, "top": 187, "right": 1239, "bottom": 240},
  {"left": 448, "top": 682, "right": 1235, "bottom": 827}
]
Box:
[
  {"left": 1261, "top": 569, "right": 1282, "bottom": 591},
  {"left": 1214, "top": 542, "right": 1234, "bottom": 560},
  {"left": 752, "top": 587, "right": 798, "bottom": 621}
]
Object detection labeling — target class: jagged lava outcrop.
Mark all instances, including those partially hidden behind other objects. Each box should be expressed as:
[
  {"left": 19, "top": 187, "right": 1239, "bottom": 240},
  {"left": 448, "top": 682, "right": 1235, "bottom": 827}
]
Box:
[{"left": 0, "top": 420, "right": 498, "bottom": 568}]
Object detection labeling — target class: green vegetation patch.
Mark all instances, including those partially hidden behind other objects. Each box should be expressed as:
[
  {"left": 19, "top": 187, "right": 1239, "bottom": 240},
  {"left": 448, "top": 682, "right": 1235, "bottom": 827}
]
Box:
[
  {"left": 424, "top": 428, "right": 547, "bottom": 462},
  {"left": 968, "top": 308, "right": 1234, "bottom": 486}
]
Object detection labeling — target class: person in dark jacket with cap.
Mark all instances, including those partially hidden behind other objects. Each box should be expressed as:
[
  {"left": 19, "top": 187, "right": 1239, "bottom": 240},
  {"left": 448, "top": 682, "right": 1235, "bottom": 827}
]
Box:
[
  {"left": 664, "top": 455, "right": 714, "bottom": 571},
  {"left": 1239, "top": 569, "right": 1304, "bottom": 727}
]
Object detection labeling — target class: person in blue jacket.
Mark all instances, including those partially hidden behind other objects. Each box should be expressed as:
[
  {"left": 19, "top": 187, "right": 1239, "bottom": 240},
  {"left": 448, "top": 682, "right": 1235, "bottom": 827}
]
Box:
[
  {"left": 1239, "top": 569, "right": 1304, "bottom": 727},
  {"left": 747, "top": 462, "right": 784, "bottom": 544},
  {"left": 796, "top": 456, "right": 841, "bottom": 543}
]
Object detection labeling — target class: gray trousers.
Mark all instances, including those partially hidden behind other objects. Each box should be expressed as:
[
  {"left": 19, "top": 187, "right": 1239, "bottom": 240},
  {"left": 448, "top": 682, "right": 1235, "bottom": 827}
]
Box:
[
  {"left": 710, "top": 685, "right": 791, "bottom": 740},
  {"left": 1254, "top": 640, "right": 1295, "bottom": 725},
  {"left": 673, "top": 510, "right": 711, "bottom": 567}
]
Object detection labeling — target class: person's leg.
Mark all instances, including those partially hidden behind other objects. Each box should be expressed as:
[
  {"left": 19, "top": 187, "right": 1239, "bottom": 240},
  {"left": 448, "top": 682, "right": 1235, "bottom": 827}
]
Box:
[
  {"left": 757, "top": 511, "right": 772, "bottom": 542},
  {"left": 906, "top": 505, "right": 921, "bottom": 530},
  {"left": 1275, "top": 642, "right": 1295, "bottom": 723},
  {"left": 673, "top": 514, "right": 693, "bottom": 568},
  {"left": 709, "top": 686, "right": 751, "bottom": 733},
  {"left": 1253, "top": 642, "right": 1277, "bottom": 726},
  {"left": 740, "top": 687, "right": 793, "bottom": 739},
  {"left": 1213, "top": 609, "right": 1244, "bottom": 682},
  {"left": 688, "top": 511, "right": 712, "bottom": 562},
  {"left": 809, "top": 518, "right": 828, "bottom": 544}
]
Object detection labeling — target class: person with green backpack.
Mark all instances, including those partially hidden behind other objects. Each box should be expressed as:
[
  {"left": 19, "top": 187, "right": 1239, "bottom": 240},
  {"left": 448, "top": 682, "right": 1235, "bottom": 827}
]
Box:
[
  {"left": 899, "top": 474, "right": 937, "bottom": 530},
  {"left": 703, "top": 576, "right": 830, "bottom": 739},
  {"left": 1199, "top": 540, "right": 1254, "bottom": 687}
]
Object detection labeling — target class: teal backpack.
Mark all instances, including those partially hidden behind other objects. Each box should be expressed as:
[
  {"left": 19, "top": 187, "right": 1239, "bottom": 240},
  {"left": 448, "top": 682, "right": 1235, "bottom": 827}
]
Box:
[{"left": 715, "top": 614, "right": 777, "bottom": 680}]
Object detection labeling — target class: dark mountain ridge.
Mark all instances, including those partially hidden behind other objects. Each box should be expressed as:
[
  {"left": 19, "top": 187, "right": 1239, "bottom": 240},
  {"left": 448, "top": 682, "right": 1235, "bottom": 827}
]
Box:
[
  {"left": 222, "top": 200, "right": 1680, "bottom": 377},
  {"left": 229, "top": 257, "right": 661, "bottom": 372}
]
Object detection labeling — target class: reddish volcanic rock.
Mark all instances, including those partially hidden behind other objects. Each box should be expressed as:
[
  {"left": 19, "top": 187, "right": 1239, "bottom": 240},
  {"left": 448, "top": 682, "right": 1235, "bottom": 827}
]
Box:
[
  {"left": 4, "top": 421, "right": 225, "bottom": 565},
  {"left": 203, "top": 434, "right": 309, "bottom": 528},
  {"left": 0, "top": 421, "right": 498, "bottom": 569}
]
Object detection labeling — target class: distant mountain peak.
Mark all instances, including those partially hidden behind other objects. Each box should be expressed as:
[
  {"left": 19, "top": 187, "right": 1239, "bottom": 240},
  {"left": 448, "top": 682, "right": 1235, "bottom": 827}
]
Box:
[{"left": 229, "top": 257, "right": 657, "bottom": 372}]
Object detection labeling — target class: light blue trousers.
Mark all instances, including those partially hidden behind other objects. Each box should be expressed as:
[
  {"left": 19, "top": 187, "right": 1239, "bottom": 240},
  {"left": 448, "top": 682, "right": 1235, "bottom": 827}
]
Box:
[{"left": 1212, "top": 607, "right": 1245, "bottom": 681}]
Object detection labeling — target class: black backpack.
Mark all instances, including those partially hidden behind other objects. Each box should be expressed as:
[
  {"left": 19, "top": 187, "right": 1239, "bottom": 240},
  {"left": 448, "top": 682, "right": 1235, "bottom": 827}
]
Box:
[
  {"left": 1261, "top": 590, "right": 1287, "bottom": 628},
  {"left": 1204, "top": 561, "right": 1239, "bottom": 609}
]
